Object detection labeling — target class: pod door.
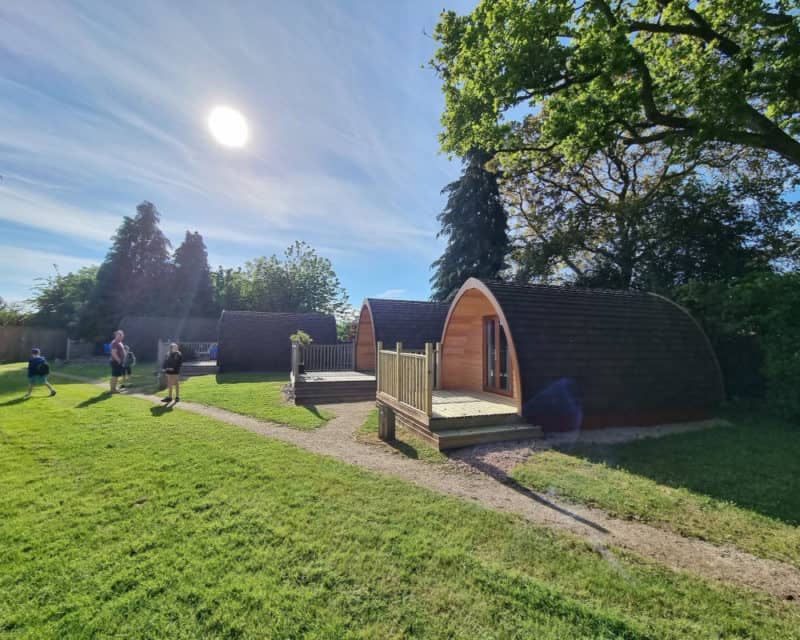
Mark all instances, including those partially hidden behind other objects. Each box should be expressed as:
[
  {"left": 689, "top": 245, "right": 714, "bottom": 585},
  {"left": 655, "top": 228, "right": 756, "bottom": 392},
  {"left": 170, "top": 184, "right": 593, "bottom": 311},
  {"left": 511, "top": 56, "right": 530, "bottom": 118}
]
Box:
[{"left": 483, "top": 316, "right": 510, "bottom": 395}]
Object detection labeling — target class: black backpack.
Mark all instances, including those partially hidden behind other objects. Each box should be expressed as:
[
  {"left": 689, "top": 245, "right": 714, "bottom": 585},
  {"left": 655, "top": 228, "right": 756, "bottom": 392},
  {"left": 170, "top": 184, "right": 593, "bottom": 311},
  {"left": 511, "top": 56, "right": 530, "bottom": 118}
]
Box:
[{"left": 36, "top": 361, "right": 50, "bottom": 376}]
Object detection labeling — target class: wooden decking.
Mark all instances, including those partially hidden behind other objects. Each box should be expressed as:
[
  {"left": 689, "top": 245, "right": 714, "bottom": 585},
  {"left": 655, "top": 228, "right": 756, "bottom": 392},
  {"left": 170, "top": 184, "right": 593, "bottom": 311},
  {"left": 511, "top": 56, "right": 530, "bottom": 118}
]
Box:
[
  {"left": 378, "top": 389, "right": 542, "bottom": 450},
  {"left": 292, "top": 370, "right": 376, "bottom": 404},
  {"left": 431, "top": 390, "right": 517, "bottom": 419}
]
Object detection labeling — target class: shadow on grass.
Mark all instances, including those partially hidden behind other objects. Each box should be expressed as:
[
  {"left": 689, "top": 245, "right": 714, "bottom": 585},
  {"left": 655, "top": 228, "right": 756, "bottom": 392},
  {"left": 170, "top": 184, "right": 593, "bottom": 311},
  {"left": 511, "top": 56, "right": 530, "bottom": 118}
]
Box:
[
  {"left": 150, "top": 404, "right": 174, "bottom": 417},
  {"left": 213, "top": 372, "right": 288, "bottom": 385},
  {"left": 75, "top": 392, "right": 113, "bottom": 408},
  {"left": 559, "top": 413, "right": 800, "bottom": 526},
  {"left": 449, "top": 454, "right": 610, "bottom": 534},
  {"left": 0, "top": 396, "right": 30, "bottom": 407}
]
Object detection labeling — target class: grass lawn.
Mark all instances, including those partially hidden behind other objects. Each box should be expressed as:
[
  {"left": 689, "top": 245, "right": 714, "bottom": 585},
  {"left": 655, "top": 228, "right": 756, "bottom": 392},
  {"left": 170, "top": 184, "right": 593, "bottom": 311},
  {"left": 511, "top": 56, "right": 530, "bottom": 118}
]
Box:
[
  {"left": 1, "top": 362, "right": 799, "bottom": 639},
  {"left": 52, "top": 364, "right": 331, "bottom": 430},
  {"left": 180, "top": 372, "right": 333, "bottom": 430},
  {"left": 52, "top": 360, "right": 159, "bottom": 392},
  {"left": 511, "top": 414, "right": 800, "bottom": 568},
  {"left": 356, "top": 408, "right": 447, "bottom": 463}
]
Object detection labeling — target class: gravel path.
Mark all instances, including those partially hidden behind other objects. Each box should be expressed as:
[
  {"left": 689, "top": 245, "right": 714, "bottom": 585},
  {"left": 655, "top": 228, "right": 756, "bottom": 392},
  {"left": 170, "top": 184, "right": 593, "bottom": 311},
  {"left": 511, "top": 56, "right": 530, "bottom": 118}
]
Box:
[{"left": 53, "top": 371, "right": 800, "bottom": 603}]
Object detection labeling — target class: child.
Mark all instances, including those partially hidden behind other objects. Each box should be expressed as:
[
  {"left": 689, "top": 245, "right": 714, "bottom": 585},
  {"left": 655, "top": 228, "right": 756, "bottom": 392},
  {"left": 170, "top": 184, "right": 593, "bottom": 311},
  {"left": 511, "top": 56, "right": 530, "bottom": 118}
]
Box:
[
  {"left": 161, "top": 343, "right": 183, "bottom": 403},
  {"left": 121, "top": 344, "right": 136, "bottom": 388},
  {"left": 25, "top": 348, "right": 56, "bottom": 398}
]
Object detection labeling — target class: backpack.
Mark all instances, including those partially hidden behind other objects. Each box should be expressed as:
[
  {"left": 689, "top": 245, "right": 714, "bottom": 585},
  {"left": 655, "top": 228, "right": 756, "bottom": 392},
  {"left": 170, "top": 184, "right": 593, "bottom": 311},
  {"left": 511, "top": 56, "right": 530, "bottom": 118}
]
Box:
[
  {"left": 36, "top": 361, "right": 50, "bottom": 376},
  {"left": 124, "top": 349, "right": 136, "bottom": 367}
]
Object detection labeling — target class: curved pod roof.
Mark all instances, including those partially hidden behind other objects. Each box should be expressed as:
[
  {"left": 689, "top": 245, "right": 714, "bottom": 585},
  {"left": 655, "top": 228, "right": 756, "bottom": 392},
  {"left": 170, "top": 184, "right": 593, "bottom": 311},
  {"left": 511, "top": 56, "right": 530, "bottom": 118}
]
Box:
[
  {"left": 444, "top": 279, "right": 723, "bottom": 430},
  {"left": 357, "top": 299, "right": 450, "bottom": 350}
]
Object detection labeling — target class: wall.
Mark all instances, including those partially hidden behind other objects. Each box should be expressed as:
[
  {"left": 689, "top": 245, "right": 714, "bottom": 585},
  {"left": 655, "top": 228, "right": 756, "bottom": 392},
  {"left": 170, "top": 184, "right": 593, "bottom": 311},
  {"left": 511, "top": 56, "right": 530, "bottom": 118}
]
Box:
[
  {"left": 440, "top": 289, "right": 519, "bottom": 404},
  {"left": 355, "top": 305, "right": 375, "bottom": 371},
  {"left": 0, "top": 326, "right": 67, "bottom": 363}
]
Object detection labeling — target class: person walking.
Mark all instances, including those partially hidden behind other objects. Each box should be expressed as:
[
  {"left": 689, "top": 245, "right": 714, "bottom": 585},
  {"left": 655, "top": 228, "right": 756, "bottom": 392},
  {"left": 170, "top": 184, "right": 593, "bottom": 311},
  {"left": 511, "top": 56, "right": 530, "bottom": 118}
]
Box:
[
  {"left": 161, "top": 342, "right": 183, "bottom": 403},
  {"left": 121, "top": 344, "right": 136, "bottom": 388},
  {"left": 109, "top": 330, "right": 126, "bottom": 393},
  {"left": 25, "top": 348, "right": 56, "bottom": 398}
]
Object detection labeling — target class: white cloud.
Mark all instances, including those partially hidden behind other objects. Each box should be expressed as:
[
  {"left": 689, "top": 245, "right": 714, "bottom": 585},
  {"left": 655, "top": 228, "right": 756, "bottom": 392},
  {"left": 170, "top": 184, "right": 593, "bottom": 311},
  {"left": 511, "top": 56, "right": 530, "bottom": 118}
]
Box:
[
  {"left": 0, "top": 1, "right": 461, "bottom": 301},
  {"left": 374, "top": 288, "right": 407, "bottom": 299}
]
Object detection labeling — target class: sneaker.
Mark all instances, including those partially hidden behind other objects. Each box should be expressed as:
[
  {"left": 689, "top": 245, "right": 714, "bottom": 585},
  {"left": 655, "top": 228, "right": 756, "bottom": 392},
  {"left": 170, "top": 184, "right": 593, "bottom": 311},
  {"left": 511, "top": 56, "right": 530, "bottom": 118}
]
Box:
[
  {"left": 161, "top": 397, "right": 172, "bottom": 403},
  {"left": 174, "top": 397, "right": 180, "bottom": 403},
  {"left": 50, "top": 390, "right": 57, "bottom": 397}
]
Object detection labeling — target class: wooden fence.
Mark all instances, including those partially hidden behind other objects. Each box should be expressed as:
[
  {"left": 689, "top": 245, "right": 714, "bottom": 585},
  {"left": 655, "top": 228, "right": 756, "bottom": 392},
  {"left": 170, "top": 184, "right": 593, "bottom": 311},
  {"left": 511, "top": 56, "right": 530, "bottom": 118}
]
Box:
[
  {"left": 302, "top": 342, "right": 354, "bottom": 371},
  {"left": 376, "top": 341, "right": 436, "bottom": 416},
  {"left": 157, "top": 340, "right": 216, "bottom": 365},
  {"left": 0, "top": 326, "right": 67, "bottom": 363}
]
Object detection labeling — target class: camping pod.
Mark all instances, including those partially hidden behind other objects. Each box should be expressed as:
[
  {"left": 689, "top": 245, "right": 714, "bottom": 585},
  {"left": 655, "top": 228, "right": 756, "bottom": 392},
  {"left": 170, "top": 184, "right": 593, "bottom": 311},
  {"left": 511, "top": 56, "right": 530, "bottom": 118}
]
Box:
[
  {"left": 439, "top": 279, "right": 723, "bottom": 431},
  {"left": 217, "top": 311, "right": 337, "bottom": 372},
  {"left": 354, "top": 298, "right": 450, "bottom": 371}
]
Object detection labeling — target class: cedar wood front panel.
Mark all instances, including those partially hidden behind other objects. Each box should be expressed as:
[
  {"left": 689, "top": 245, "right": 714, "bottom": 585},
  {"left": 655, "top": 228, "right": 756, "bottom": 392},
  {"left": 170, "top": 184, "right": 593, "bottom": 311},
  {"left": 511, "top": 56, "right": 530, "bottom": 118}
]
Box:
[
  {"left": 355, "top": 305, "right": 376, "bottom": 371},
  {"left": 440, "top": 289, "right": 520, "bottom": 408}
]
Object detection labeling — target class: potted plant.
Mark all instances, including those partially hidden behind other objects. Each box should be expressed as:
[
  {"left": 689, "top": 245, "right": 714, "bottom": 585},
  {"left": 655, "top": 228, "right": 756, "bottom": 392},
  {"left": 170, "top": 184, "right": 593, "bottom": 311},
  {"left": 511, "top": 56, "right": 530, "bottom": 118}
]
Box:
[{"left": 290, "top": 330, "right": 313, "bottom": 373}]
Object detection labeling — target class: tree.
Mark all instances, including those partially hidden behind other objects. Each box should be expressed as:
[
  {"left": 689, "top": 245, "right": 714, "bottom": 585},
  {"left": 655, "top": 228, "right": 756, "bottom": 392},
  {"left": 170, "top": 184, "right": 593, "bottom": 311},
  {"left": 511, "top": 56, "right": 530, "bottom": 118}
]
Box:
[
  {"left": 430, "top": 149, "right": 510, "bottom": 301},
  {"left": 89, "top": 201, "right": 172, "bottom": 336},
  {"left": 172, "top": 231, "right": 216, "bottom": 317},
  {"left": 212, "top": 267, "right": 248, "bottom": 312},
  {"left": 214, "top": 242, "right": 349, "bottom": 315},
  {"left": 507, "top": 142, "right": 798, "bottom": 289},
  {"left": 29, "top": 266, "right": 99, "bottom": 336},
  {"left": 432, "top": 0, "right": 800, "bottom": 168},
  {"left": 0, "top": 297, "right": 28, "bottom": 326}
]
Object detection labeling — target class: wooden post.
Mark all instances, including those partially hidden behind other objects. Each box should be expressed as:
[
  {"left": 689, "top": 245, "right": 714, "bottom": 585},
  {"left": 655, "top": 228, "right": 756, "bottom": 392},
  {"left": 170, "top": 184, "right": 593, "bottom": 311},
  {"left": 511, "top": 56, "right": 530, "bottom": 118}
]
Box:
[
  {"left": 424, "top": 342, "right": 434, "bottom": 416},
  {"left": 65, "top": 338, "right": 71, "bottom": 362},
  {"left": 395, "top": 342, "right": 402, "bottom": 400},
  {"left": 378, "top": 403, "right": 396, "bottom": 441},
  {"left": 376, "top": 341, "right": 382, "bottom": 391},
  {"left": 291, "top": 342, "right": 299, "bottom": 379},
  {"left": 434, "top": 341, "right": 442, "bottom": 390}
]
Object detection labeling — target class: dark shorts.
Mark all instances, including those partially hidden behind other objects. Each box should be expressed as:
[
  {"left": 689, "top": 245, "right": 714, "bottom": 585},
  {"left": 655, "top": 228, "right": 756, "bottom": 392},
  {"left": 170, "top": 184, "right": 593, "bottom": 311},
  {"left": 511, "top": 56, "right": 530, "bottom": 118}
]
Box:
[
  {"left": 110, "top": 361, "right": 125, "bottom": 377},
  {"left": 124, "top": 366, "right": 132, "bottom": 375}
]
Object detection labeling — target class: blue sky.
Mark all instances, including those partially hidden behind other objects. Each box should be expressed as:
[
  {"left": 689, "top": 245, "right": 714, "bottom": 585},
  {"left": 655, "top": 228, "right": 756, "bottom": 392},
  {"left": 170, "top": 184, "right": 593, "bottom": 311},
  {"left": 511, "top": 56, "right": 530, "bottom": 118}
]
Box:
[{"left": 0, "top": 1, "right": 474, "bottom": 306}]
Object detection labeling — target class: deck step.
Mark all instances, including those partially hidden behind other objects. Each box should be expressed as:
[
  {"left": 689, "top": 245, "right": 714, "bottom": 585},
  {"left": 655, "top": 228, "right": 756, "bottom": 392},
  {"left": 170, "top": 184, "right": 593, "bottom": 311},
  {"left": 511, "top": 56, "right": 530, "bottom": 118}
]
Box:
[
  {"left": 430, "top": 412, "right": 522, "bottom": 430},
  {"left": 434, "top": 423, "right": 543, "bottom": 449}
]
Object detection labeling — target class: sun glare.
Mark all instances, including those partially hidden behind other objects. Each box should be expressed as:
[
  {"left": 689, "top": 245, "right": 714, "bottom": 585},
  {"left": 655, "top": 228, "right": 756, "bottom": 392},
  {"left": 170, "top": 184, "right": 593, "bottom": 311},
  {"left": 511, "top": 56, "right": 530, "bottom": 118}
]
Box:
[{"left": 207, "top": 106, "right": 249, "bottom": 148}]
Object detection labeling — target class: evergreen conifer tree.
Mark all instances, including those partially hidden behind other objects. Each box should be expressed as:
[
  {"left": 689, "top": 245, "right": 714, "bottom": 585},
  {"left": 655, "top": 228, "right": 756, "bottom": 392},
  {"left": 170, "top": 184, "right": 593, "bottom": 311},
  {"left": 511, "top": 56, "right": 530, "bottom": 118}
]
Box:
[
  {"left": 430, "top": 149, "right": 510, "bottom": 301},
  {"left": 89, "top": 201, "right": 172, "bottom": 336},
  {"left": 172, "top": 231, "right": 217, "bottom": 316}
]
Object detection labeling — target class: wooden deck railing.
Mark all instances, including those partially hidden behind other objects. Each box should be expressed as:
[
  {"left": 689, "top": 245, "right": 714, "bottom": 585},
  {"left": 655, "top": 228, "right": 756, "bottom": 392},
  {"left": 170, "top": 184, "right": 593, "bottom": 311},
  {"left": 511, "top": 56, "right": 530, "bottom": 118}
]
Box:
[
  {"left": 376, "top": 341, "right": 436, "bottom": 416},
  {"left": 291, "top": 342, "right": 355, "bottom": 377},
  {"left": 157, "top": 339, "right": 216, "bottom": 364},
  {"left": 302, "top": 342, "right": 354, "bottom": 371}
]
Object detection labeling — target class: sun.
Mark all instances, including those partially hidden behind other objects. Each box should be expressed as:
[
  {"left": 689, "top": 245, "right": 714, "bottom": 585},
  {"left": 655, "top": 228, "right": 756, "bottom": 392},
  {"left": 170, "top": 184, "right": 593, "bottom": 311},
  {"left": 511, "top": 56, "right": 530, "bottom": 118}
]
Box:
[{"left": 207, "top": 106, "right": 249, "bottom": 148}]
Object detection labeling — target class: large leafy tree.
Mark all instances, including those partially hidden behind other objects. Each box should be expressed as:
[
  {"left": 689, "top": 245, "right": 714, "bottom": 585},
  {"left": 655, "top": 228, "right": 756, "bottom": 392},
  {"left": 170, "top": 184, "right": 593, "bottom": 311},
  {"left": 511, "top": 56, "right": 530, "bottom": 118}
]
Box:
[
  {"left": 89, "top": 201, "right": 172, "bottom": 336},
  {"left": 172, "top": 231, "right": 217, "bottom": 317},
  {"left": 431, "top": 149, "right": 510, "bottom": 301},
  {"left": 508, "top": 142, "right": 798, "bottom": 289},
  {"left": 432, "top": 0, "right": 800, "bottom": 167},
  {"left": 218, "top": 242, "right": 348, "bottom": 314},
  {"left": 29, "top": 266, "right": 99, "bottom": 335},
  {"left": 0, "top": 297, "right": 28, "bottom": 327}
]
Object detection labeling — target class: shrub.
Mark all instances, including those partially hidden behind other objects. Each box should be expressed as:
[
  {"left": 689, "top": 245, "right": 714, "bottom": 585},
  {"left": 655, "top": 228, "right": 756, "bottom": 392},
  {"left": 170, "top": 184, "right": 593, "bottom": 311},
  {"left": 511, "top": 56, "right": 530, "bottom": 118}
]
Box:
[
  {"left": 289, "top": 330, "right": 313, "bottom": 346},
  {"left": 675, "top": 272, "right": 800, "bottom": 419}
]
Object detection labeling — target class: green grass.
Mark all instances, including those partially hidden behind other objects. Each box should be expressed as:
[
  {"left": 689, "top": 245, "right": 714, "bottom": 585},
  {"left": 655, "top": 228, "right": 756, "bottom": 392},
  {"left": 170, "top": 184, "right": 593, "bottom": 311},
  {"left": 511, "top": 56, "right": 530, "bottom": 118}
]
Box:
[
  {"left": 179, "top": 372, "right": 333, "bottom": 429},
  {"left": 356, "top": 408, "right": 448, "bottom": 463},
  {"left": 511, "top": 415, "right": 800, "bottom": 567},
  {"left": 52, "top": 360, "right": 158, "bottom": 391},
  {"left": 52, "top": 364, "right": 330, "bottom": 430},
  {"left": 1, "top": 362, "right": 799, "bottom": 639}
]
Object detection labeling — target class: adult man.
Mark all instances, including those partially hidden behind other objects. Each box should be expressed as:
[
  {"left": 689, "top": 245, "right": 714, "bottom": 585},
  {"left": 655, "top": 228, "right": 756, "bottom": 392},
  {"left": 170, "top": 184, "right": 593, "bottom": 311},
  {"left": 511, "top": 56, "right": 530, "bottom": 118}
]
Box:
[{"left": 109, "top": 330, "right": 126, "bottom": 393}]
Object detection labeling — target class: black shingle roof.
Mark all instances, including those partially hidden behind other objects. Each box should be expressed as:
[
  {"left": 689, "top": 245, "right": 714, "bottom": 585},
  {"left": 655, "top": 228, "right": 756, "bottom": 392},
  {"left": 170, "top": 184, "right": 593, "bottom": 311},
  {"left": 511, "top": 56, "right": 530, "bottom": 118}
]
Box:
[
  {"left": 476, "top": 279, "right": 724, "bottom": 429},
  {"left": 364, "top": 299, "right": 450, "bottom": 350},
  {"left": 217, "top": 311, "right": 337, "bottom": 372}
]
